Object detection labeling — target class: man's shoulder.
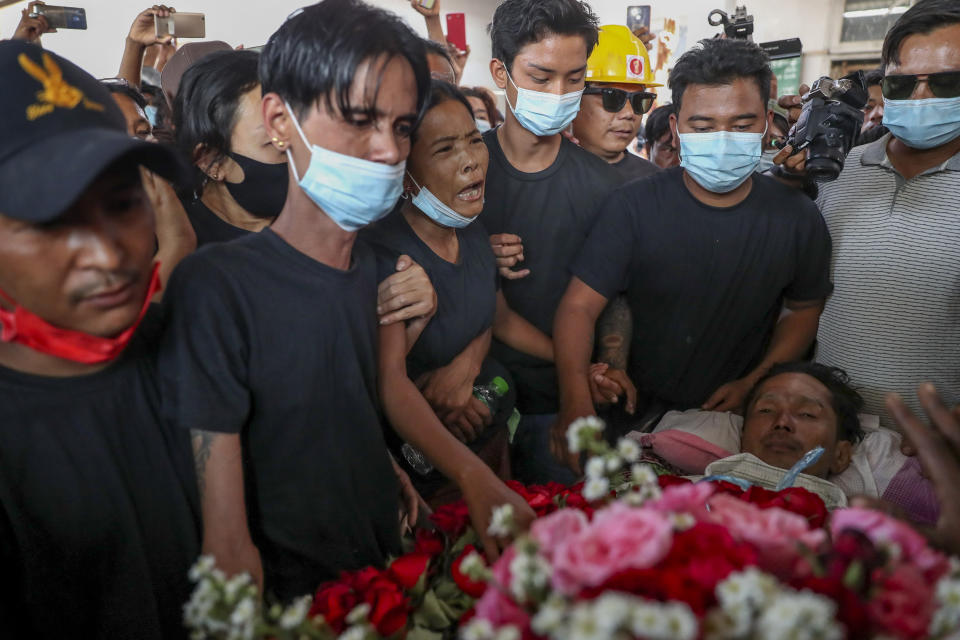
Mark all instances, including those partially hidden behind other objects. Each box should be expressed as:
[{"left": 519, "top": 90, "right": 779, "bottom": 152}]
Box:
[
  {"left": 563, "top": 139, "right": 620, "bottom": 180},
  {"left": 753, "top": 172, "right": 822, "bottom": 217}
]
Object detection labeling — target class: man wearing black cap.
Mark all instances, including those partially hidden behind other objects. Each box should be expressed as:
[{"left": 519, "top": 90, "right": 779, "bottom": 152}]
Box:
[{"left": 0, "top": 41, "right": 199, "bottom": 638}]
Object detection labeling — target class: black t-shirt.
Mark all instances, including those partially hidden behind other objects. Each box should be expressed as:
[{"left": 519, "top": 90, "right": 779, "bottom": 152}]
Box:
[
  {"left": 572, "top": 167, "right": 834, "bottom": 409},
  {"left": 0, "top": 308, "right": 199, "bottom": 639},
  {"left": 159, "top": 229, "right": 401, "bottom": 601},
  {"left": 611, "top": 152, "right": 659, "bottom": 184},
  {"left": 361, "top": 210, "right": 498, "bottom": 381},
  {"left": 481, "top": 131, "right": 621, "bottom": 414},
  {"left": 183, "top": 195, "right": 251, "bottom": 247}
]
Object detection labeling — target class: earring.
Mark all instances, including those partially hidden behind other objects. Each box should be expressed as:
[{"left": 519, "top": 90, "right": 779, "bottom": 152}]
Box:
[{"left": 277, "top": 140, "right": 286, "bottom": 148}]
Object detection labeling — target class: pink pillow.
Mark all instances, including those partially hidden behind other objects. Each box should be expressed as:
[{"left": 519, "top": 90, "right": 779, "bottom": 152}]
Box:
[{"left": 639, "top": 431, "right": 733, "bottom": 476}]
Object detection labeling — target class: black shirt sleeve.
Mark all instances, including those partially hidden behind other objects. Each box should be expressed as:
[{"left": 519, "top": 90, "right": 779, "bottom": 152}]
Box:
[
  {"left": 784, "top": 197, "right": 835, "bottom": 302},
  {"left": 570, "top": 189, "right": 636, "bottom": 300},
  {"left": 158, "top": 254, "right": 252, "bottom": 434}
]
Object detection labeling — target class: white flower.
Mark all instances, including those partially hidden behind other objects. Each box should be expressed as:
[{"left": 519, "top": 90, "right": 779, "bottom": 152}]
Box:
[
  {"left": 566, "top": 416, "right": 604, "bottom": 454},
  {"left": 931, "top": 576, "right": 960, "bottom": 636},
  {"left": 494, "top": 626, "right": 521, "bottom": 640},
  {"left": 461, "top": 618, "right": 496, "bottom": 640},
  {"left": 630, "top": 463, "right": 658, "bottom": 486},
  {"left": 591, "top": 593, "right": 632, "bottom": 631},
  {"left": 617, "top": 438, "right": 641, "bottom": 462},
  {"left": 716, "top": 568, "right": 780, "bottom": 612},
  {"left": 509, "top": 551, "right": 552, "bottom": 600},
  {"left": 531, "top": 595, "right": 568, "bottom": 636},
  {"left": 223, "top": 573, "right": 253, "bottom": 603},
  {"left": 585, "top": 457, "right": 606, "bottom": 480},
  {"left": 279, "top": 595, "right": 311, "bottom": 630},
  {"left": 188, "top": 555, "right": 217, "bottom": 582},
  {"left": 670, "top": 512, "right": 696, "bottom": 531},
  {"left": 568, "top": 603, "right": 608, "bottom": 640},
  {"left": 629, "top": 602, "right": 671, "bottom": 639},
  {"left": 488, "top": 504, "right": 516, "bottom": 537},
  {"left": 460, "top": 550, "right": 488, "bottom": 580},
  {"left": 582, "top": 476, "right": 610, "bottom": 501},
  {"left": 229, "top": 596, "right": 257, "bottom": 627},
  {"left": 660, "top": 602, "right": 698, "bottom": 640},
  {"left": 339, "top": 625, "right": 370, "bottom": 640},
  {"left": 755, "top": 591, "right": 842, "bottom": 640},
  {"left": 346, "top": 603, "right": 372, "bottom": 626},
  {"left": 605, "top": 455, "right": 622, "bottom": 473}
]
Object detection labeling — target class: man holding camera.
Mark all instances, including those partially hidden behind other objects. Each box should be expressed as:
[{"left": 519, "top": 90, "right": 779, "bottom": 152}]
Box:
[
  {"left": 552, "top": 37, "right": 833, "bottom": 470},
  {"left": 776, "top": 0, "right": 960, "bottom": 426}
]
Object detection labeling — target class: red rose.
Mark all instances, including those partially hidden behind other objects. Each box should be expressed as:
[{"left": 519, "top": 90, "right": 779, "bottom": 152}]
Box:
[
  {"left": 657, "top": 475, "right": 693, "bottom": 489},
  {"left": 414, "top": 528, "right": 446, "bottom": 556},
  {"left": 868, "top": 565, "right": 935, "bottom": 640},
  {"left": 744, "top": 486, "right": 828, "bottom": 528},
  {"left": 346, "top": 566, "right": 384, "bottom": 593},
  {"left": 451, "top": 544, "right": 488, "bottom": 598},
  {"left": 363, "top": 575, "right": 411, "bottom": 636},
  {"left": 388, "top": 553, "right": 431, "bottom": 590},
  {"left": 507, "top": 481, "right": 559, "bottom": 516},
  {"left": 430, "top": 501, "right": 471, "bottom": 537},
  {"left": 310, "top": 582, "right": 359, "bottom": 632}
]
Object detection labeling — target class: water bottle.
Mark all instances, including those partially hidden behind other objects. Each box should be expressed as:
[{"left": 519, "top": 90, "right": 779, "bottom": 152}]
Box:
[
  {"left": 401, "top": 442, "right": 434, "bottom": 476},
  {"left": 474, "top": 376, "right": 510, "bottom": 413}
]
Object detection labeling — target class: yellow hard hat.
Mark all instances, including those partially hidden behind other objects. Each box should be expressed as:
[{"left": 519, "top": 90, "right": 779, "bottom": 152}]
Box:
[{"left": 586, "top": 25, "right": 662, "bottom": 88}]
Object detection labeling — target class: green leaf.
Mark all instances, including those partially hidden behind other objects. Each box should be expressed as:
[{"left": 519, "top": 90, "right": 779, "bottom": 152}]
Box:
[
  {"left": 414, "top": 590, "right": 454, "bottom": 629},
  {"left": 843, "top": 560, "right": 864, "bottom": 591}
]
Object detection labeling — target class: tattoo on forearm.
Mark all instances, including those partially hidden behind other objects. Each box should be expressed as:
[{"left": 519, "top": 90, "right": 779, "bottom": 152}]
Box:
[
  {"left": 191, "top": 429, "right": 215, "bottom": 501},
  {"left": 596, "top": 295, "right": 633, "bottom": 370}
]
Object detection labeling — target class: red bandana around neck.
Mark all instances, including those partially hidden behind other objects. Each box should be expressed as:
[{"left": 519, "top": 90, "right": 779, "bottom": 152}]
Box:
[{"left": 0, "top": 264, "right": 162, "bottom": 365}]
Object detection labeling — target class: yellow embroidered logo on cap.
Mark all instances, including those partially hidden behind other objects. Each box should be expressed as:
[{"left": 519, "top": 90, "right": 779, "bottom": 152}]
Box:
[{"left": 18, "top": 52, "right": 104, "bottom": 121}]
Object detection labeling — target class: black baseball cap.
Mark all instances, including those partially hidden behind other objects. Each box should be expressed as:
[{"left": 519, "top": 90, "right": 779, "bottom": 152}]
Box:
[{"left": 0, "top": 40, "right": 187, "bottom": 223}]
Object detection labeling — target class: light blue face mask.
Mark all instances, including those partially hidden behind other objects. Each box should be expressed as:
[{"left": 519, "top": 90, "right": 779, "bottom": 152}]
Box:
[
  {"left": 476, "top": 118, "right": 492, "bottom": 133},
  {"left": 407, "top": 173, "right": 476, "bottom": 229},
  {"left": 144, "top": 105, "right": 158, "bottom": 127},
  {"left": 757, "top": 149, "right": 778, "bottom": 174},
  {"left": 678, "top": 125, "right": 765, "bottom": 194},
  {"left": 883, "top": 95, "right": 960, "bottom": 149},
  {"left": 505, "top": 69, "right": 584, "bottom": 137},
  {"left": 285, "top": 102, "right": 404, "bottom": 232}
]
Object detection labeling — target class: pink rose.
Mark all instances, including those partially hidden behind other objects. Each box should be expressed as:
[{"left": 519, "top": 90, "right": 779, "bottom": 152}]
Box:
[
  {"left": 474, "top": 547, "right": 531, "bottom": 629},
  {"left": 530, "top": 509, "right": 589, "bottom": 560},
  {"left": 830, "top": 508, "right": 948, "bottom": 582},
  {"left": 706, "top": 493, "right": 826, "bottom": 578},
  {"left": 647, "top": 482, "right": 715, "bottom": 520},
  {"left": 551, "top": 503, "right": 673, "bottom": 595},
  {"left": 868, "top": 564, "right": 935, "bottom": 640}
]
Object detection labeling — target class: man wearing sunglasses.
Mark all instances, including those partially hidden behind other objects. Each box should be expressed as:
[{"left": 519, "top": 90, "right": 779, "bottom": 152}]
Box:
[
  {"left": 571, "top": 25, "right": 660, "bottom": 182},
  {"left": 775, "top": 0, "right": 960, "bottom": 427}
]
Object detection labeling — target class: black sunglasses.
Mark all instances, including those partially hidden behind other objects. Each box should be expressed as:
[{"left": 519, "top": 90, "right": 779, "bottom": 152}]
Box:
[
  {"left": 582, "top": 87, "right": 656, "bottom": 115},
  {"left": 881, "top": 70, "right": 960, "bottom": 100}
]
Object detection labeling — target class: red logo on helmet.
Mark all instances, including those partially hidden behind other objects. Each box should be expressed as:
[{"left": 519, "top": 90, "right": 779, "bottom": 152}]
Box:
[{"left": 629, "top": 56, "right": 644, "bottom": 77}]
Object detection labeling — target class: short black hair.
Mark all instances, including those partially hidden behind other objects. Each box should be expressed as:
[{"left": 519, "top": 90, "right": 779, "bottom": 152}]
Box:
[
  {"left": 865, "top": 67, "right": 884, "bottom": 88},
  {"left": 260, "top": 0, "right": 430, "bottom": 121},
  {"left": 668, "top": 38, "right": 771, "bottom": 113},
  {"left": 882, "top": 0, "right": 960, "bottom": 67},
  {"left": 489, "top": 0, "right": 599, "bottom": 72},
  {"left": 743, "top": 362, "right": 866, "bottom": 445},
  {"left": 102, "top": 81, "right": 148, "bottom": 111},
  {"left": 423, "top": 38, "right": 454, "bottom": 66},
  {"left": 412, "top": 80, "right": 474, "bottom": 145},
  {"left": 644, "top": 103, "right": 674, "bottom": 148},
  {"left": 173, "top": 50, "right": 260, "bottom": 184}
]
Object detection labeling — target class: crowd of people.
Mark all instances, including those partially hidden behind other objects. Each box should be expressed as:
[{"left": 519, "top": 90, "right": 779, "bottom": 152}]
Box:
[{"left": 1, "top": 0, "right": 959, "bottom": 635}]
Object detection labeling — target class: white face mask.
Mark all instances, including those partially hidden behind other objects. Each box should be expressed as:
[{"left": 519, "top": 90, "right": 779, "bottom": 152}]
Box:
[
  {"left": 284, "top": 101, "right": 404, "bottom": 231},
  {"left": 476, "top": 118, "right": 492, "bottom": 133},
  {"left": 504, "top": 68, "right": 584, "bottom": 137},
  {"left": 678, "top": 123, "right": 767, "bottom": 194},
  {"left": 407, "top": 172, "right": 476, "bottom": 229}
]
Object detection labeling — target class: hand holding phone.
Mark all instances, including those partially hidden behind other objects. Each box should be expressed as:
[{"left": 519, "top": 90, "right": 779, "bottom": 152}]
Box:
[
  {"left": 129, "top": 5, "right": 175, "bottom": 46},
  {"left": 28, "top": 3, "right": 86, "bottom": 30},
  {"left": 626, "top": 5, "right": 651, "bottom": 32},
  {"left": 411, "top": 0, "right": 438, "bottom": 15}
]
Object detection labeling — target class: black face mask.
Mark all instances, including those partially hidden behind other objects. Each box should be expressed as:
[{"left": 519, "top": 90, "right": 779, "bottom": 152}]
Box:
[{"left": 224, "top": 152, "right": 289, "bottom": 219}]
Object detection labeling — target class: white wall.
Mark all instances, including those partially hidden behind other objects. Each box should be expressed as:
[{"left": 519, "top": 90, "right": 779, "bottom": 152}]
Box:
[
  {"left": 0, "top": 0, "right": 501, "bottom": 88},
  {"left": 0, "top": 0, "right": 864, "bottom": 93}
]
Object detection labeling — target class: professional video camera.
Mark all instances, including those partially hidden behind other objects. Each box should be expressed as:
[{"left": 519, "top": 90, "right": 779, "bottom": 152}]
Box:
[
  {"left": 708, "top": 6, "right": 754, "bottom": 40},
  {"left": 785, "top": 71, "right": 868, "bottom": 183}
]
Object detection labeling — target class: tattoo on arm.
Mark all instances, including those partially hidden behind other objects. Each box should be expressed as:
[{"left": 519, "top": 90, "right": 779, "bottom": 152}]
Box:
[
  {"left": 191, "top": 429, "right": 215, "bottom": 501},
  {"left": 596, "top": 295, "right": 633, "bottom": 371}
]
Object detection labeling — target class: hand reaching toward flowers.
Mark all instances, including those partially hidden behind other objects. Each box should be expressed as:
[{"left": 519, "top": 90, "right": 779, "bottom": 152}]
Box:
[
  {"left": 886, "top": 384, "right": 960, "bottom": 556},
  {"left": 462, "top": 465, "right": 536, "bottom": 560}
]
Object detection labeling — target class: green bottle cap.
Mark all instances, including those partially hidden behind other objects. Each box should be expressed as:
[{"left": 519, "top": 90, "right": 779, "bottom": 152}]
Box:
[{"left": 490, "top": 376, "right": 510, "bottom": 396}]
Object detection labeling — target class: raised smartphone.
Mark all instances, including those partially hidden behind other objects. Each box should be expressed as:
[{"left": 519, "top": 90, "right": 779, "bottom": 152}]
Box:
[
  {"left": 418, "top": 0, "right": 436, "bottom": 10},
  {"left": 445, "top": 12, "right": 466, "bottom": 53},
  {"left": 155, "top": 12, "right": 206, "bottom": 39},
  {"left": 626, "top": 5, "right": 652, "bottom": 32},
  {"left": 29, "top": 4, "right": 86, "bottom": 30}
]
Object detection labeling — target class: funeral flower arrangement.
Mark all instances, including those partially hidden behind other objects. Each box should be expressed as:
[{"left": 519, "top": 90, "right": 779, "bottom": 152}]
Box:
[{"left": 185, "top": 417, "right": 960, "bottom": 640}]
